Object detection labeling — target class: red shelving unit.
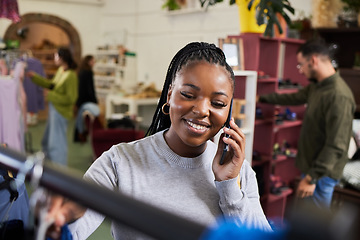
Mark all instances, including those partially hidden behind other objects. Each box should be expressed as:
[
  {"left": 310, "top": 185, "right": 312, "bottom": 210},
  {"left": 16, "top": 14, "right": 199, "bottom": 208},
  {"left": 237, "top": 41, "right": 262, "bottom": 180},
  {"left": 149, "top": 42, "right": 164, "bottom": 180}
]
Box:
[{"left": 229, "top": 33, "right": 308, "bottom": 222}]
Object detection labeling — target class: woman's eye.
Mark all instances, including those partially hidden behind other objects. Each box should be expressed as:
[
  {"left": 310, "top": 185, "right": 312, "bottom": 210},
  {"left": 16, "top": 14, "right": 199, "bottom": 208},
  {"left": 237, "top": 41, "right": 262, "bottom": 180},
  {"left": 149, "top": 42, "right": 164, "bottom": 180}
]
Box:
[
  {"left": 180, "top": 91, "right": 193, "bottom": 99},
  {"left": 212, "top": 101, "right": 227, "bottom": 108}
]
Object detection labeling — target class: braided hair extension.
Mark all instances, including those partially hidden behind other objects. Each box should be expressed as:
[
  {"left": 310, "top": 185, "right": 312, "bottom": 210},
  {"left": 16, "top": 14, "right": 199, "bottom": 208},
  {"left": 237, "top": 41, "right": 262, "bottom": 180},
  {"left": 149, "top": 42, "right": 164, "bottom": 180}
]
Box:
[{"left": 146, "top": 42, "right": 235, "bottom": 136}]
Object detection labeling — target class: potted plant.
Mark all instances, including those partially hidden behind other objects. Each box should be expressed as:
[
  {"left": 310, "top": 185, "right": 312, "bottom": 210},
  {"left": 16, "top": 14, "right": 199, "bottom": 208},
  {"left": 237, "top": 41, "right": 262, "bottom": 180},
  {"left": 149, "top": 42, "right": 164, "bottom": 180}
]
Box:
[
  {"left": 341, "top": 0, "right": 360, "bottom": 13},
  {"left": 339, "top": 0, "right": 360, "bottom": 27},
  {"left": 162, "top": 0, "right": 181, "bottom": 10},
  {"left": 199, "top": 0, "right": 295, "bottom": 37}
]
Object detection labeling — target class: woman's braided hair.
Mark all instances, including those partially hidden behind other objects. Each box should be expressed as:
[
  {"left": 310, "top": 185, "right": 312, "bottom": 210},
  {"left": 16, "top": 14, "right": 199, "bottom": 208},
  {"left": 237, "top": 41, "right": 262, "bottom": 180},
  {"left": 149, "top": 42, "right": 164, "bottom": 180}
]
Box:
[{"left": 146, "top": 42, "right": 234, "bottom": 136}]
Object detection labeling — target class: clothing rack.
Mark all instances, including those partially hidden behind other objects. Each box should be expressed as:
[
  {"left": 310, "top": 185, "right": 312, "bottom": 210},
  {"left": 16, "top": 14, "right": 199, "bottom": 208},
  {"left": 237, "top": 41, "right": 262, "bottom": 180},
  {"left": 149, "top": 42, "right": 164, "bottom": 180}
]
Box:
[
  {"left": 0, "top": 146, "right": 207, "bottom": 240},
  {"left": 0, "top": 49, "right": 33, "bottom": 73}
]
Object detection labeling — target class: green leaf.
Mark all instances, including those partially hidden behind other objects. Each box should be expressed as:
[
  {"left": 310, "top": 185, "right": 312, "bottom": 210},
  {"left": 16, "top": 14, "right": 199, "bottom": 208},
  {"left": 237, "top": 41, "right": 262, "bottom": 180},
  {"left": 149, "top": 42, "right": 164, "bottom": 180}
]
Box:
[
  {"left": 248, "top": 0, "right": 255, "bottom": 10},
  {"left": 283, "top": 4, "right": 295, "bottom": 14}
]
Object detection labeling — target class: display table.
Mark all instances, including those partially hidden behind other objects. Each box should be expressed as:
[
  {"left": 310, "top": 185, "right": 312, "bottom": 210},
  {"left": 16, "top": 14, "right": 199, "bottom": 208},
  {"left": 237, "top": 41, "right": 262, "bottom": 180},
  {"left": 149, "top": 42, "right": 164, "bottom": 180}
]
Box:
[{"left": 105, "top": 95, "right": 159, "bottom": 127}]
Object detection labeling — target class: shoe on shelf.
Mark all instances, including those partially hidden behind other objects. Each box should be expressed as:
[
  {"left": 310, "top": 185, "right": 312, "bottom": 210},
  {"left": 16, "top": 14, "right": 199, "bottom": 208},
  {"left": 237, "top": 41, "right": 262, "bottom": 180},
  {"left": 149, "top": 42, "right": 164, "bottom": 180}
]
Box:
[
  {"left": 284, "top": 108, "right": 297, "bottom": 121},
  {"left": 256, "top": 107, "right": 264, "bottom": 119}
]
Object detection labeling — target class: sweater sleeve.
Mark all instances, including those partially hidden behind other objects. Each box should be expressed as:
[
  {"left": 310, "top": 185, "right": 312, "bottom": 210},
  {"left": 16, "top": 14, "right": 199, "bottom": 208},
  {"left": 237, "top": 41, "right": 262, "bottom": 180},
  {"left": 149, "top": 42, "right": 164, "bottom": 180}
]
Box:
[
  {"left": 215, "top": 161, "right": 272, "bottom": 232},
  {"left": 31, "top": 73, "right": 53, "bottom": 89},
  {"left": 68, "top": 209, "right": 105, "bottom": 240},
  {"left": 259, "top": 85, "right": 310, "bottom": 106},
  {"left": 69, "top": 148, "right": 118, "bottom": 238},
  {"left": 47, "top": 71, "right": 78, "bottom": 106}
]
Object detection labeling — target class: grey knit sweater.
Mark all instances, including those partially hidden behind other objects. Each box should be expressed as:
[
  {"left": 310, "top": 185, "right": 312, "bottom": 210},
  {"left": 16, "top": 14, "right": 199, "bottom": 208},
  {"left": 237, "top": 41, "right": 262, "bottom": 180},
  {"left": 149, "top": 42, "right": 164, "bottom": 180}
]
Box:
[{"left": 69, "top": 130, "right": 271, "bottom": 239}]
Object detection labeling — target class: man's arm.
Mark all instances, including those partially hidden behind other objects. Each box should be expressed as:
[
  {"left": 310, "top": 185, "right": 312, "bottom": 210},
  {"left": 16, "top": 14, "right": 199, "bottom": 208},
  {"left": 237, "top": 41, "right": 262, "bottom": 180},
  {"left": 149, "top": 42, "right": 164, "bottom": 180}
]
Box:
[{"left": 259, "top": 85, "right": 310, "bottom": 106}]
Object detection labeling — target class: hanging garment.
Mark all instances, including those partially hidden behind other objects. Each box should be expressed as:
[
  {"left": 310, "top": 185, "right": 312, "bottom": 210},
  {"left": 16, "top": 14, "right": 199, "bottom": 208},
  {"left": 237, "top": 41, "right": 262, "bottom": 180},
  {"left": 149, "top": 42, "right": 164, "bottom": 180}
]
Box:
[
  {"left": 0, "top": 61, "right": 27, "bottom": 152},
  {"left": 12, "top": 61, "right": 27, "bottom": 149},
  {"left": 0, "top": 169, "right": 29, "bottom": 239},
  {"left": 23, "top": 57, "right": 45, "bottom": 113},
  {"left": 0, "top": 0, "right": 20, "bottom": 22},
  {"left": 0, "top": 76, "right": 24, "bottom": 152}
]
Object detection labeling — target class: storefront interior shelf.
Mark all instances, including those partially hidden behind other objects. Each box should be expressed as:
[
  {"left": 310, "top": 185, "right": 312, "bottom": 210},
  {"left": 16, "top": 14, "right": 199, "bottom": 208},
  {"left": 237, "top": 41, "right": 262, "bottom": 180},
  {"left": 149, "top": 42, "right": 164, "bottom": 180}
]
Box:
[{"left": 228, "top": 33, "right": 308, "bottom": 222}]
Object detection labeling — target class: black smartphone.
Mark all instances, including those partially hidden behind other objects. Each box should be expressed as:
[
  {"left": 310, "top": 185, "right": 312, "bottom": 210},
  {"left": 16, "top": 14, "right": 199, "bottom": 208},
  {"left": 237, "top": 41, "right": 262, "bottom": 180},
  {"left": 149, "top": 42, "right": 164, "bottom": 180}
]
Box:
[{"left": 220, "top": 98, "right": 233, "bottom": 165}]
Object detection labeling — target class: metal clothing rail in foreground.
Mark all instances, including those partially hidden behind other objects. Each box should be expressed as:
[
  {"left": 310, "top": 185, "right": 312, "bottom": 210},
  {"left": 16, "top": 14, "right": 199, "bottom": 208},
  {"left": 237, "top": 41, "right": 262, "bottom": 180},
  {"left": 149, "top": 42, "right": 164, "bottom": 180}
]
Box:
[{"left": 0, "top": 146, "right": 208, "bottom": 240}]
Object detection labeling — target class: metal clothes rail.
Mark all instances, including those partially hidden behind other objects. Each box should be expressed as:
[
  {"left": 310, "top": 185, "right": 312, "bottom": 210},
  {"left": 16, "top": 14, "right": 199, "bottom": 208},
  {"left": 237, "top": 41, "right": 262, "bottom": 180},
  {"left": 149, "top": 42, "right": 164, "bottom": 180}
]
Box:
[{"left": 0, "top": 146, "right": 207, "bottom": 240}]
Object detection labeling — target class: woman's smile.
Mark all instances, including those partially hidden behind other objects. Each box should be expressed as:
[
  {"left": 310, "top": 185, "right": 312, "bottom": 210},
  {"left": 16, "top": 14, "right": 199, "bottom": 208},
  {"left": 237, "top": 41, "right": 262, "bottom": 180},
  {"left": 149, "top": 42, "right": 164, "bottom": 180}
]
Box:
[{"left": 185, "top": 119, "right": 210, "bottom": 132}]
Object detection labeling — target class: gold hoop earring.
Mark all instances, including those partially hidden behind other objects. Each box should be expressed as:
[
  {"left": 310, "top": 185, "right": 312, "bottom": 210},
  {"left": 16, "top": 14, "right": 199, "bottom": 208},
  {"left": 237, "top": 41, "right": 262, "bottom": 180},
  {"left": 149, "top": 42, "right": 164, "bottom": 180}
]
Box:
[{"left": 161, "top": 103, "right": 170, "bottom": 115}]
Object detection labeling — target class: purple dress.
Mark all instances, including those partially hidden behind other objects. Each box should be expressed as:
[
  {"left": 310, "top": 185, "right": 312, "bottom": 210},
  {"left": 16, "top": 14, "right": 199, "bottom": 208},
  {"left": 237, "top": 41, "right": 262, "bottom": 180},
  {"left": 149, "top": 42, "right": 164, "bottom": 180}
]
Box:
[{"left": 23, "top": 57, "right": 45, "bottom": 113}]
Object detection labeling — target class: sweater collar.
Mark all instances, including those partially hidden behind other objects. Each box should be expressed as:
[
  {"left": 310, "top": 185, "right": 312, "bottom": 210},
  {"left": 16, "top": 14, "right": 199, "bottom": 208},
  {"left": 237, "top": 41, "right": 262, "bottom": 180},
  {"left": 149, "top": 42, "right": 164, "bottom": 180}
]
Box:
[{"left": 153, "top": 130, "right": 214, "bottom": 169}]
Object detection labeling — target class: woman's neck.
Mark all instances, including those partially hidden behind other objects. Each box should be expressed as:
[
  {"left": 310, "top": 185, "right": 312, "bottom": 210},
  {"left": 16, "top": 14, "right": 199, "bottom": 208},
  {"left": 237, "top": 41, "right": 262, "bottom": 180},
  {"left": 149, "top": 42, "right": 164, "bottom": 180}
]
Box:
[
  {"left": 164, "top": 130, "right": 207, "bottom": 158},
  {"left": 62, "top": 64, "right": 69, "bottom": 71}
]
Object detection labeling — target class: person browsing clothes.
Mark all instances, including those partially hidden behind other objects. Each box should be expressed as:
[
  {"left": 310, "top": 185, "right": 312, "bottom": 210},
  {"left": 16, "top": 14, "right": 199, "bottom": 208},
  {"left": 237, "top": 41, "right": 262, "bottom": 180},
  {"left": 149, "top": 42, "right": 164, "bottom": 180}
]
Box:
[{"left": 27, "top": 47, "right": 78, "bottom": 166}]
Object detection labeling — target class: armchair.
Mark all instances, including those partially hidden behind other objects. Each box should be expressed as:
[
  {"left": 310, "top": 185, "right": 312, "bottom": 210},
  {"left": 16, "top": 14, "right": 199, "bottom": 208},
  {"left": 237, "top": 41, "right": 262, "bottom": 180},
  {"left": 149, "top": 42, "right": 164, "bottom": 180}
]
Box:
[{"left": 83, "top": 112, "right": 145, "bottom": 159}]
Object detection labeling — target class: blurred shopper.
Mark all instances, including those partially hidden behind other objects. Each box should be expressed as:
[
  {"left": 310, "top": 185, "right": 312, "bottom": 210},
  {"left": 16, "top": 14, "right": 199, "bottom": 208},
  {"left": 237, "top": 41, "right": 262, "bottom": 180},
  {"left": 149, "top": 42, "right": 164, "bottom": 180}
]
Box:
[
  {"left": 258, "top": 39, "right": 356, "bottom": 209},
  {"left": 27, "top": 47, "right": 78, "bottom": 166},
  {"left": 74, "top": 55, "right": 99, "bottom": 143}
]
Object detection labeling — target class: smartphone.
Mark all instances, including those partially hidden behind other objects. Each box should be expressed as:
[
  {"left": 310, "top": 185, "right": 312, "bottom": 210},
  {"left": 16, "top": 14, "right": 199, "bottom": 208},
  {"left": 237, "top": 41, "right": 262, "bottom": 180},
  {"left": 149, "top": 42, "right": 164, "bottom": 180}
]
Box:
[{"left": 220, "top": 98, "right": 233, "bottom": 165}]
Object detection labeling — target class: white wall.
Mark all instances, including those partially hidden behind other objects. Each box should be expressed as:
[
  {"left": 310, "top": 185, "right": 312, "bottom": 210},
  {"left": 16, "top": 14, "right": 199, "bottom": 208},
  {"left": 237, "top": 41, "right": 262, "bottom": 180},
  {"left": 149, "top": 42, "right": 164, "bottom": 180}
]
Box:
[{"left": 0, "top": 0, "right": 312, "bottom": 89}]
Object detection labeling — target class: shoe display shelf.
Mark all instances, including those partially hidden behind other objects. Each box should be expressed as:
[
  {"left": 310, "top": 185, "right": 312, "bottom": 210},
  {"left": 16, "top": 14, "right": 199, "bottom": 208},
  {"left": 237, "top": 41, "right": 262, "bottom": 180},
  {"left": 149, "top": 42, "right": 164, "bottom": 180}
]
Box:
[{"left": 227, "top": 33, "right": 309, "bottom": 222}]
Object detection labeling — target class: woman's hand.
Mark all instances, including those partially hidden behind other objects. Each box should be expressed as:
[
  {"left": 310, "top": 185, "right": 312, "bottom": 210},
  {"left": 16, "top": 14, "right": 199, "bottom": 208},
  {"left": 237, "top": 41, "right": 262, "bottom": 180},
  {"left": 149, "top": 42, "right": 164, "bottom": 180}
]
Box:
[
  {"left": 45, "top": 195, "right": 86, "bottom": 239},
  {"left": 26, "top": 71, "right": 36, "bottom": 78},
  {"left": 212, "top": 118, "right": 246, "bottom": 181}
]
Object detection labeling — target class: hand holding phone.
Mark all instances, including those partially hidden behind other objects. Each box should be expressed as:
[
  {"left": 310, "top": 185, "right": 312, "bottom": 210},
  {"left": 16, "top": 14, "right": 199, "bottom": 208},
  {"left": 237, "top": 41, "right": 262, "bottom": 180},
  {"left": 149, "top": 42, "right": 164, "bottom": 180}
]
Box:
[{"left": 220, "top": 99, "right": 233, "bottom": 165}]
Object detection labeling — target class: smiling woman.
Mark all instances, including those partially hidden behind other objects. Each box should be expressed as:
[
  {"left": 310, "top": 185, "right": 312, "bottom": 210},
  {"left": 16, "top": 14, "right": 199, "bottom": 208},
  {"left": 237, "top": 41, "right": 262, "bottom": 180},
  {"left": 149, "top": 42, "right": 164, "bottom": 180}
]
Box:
[{"left": 45, "top": 42, "right": 272, "bottom": 240}]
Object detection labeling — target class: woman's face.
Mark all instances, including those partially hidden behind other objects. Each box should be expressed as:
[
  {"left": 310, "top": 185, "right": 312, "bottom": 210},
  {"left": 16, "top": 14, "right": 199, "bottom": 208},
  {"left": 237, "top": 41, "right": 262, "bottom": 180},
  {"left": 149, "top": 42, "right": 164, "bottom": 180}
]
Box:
[
  {"left": 165, "top": 61, "right": 233, "bottom": 157},
  {"left": 54, "top": 53, "right": 62, "bottom": 66},
  {"left": 89, "top": 57, "right": 95, "bottom": 67}
]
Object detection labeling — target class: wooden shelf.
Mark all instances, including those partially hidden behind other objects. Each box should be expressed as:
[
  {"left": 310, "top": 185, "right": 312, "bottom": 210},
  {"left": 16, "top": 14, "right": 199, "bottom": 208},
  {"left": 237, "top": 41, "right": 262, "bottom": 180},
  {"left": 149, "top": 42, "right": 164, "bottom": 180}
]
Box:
[
  {"left": 268, "top": 188, "right": 293, "bottom": 202},
  {"left": 165, "top": 7, "right": 205, "bottom": 16},
  {"left": 272, "top": 154, "right": 286, "bottom": 163},
  {"left": 255, "top": 118, "right": 273, "bottom": 126},
  {"left": 96, "top": 49, "right": 120, "bottom": 55},
  {"left": 234, "top": 33, "right": 306, "bottom": 222},
  {"left": 252, "top": 157, "right": 271, "bottom": 167},
  {"left": 258, "top": 77, "right": 278, "bottom": 83},
  {"left": 272, "top": 150, "right": 297, "bottom": 163},
  {"left": 274, "top": 120, "right": 302, "bottom": 131}
]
